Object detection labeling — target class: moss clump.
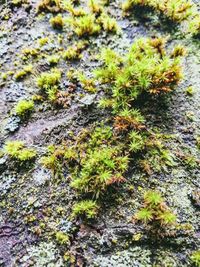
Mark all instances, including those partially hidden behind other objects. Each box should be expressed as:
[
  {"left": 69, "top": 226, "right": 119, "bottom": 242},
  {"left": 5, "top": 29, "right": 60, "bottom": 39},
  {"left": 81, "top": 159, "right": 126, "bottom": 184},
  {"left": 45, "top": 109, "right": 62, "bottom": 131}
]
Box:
[
  {"left": 15, "top": 99, "right": 34, "bottom": 117},
  {"left": 88, "top": 0, "right": 103, "bottom": 14},
  {"left": 46, "top": 54, "right": 60, "bottom": 65},
  {"left": 1, "top": 73, "right": 7, "bottom": 81},
  {"left": 77, "top": 72, "right": 97, "bottom": 93},
  {"left": 14, "top": 65, "right": 33, "bottom": 80},
  {"left": 62, "top": 0, "right": 86, "bottom": 16},
  {"left": 4, "top": 141, "right": 37, "bottom": 162},
  {"left": 139, "top": 133, "right": 176, "bottom": 174},
  {"left": 63, "top": 41, "right": 87, "bottom": 60},
  {"left": 50, "top": 14, "right": 64, "bottom": 29},
  {"left": 37, "top": 0, "right": 62, "bottom": 13},
  {"left": 40, "top": 145, "right": 65, "bottom": 177},
  {"left": 38, "top": 37, "right": 49, "bottom": 47},
  {"left": 67, "top": 14, "right": 101, "bottom": 37},
  {"left": 37, "top": 68, "right": 61, "bottom": 89},
  {"left": 37, "top": 68, "right": 61, "bottom": 101},
  {"left": 122, "top": 0, "right": 194, "bottom": 22},
  {"left": 64, "top": 125, "right": 129, "bottom": 198},
  {"left": 97, "top": 13, "right": 119, "bottom": 33},
  {"left": 134, "top": 190, "right": 177, "bottom": 236},
  {"left": 72, "top": 200, "right": 99, "bottom": 219},
  {"left": 95, "top": 37, "right": 184, "bottom": 112},
  {"left": 21, "top": 48, "right": 39, "bottom": 61},
  {"left": 188, "top": 15, "right": 200, "bottom": 36},
  {"left": 190, "top": 250, "right": 200, "bottom": 267},
  {"left": 55, "top": 231, "right": 69, "bottom": 245}
]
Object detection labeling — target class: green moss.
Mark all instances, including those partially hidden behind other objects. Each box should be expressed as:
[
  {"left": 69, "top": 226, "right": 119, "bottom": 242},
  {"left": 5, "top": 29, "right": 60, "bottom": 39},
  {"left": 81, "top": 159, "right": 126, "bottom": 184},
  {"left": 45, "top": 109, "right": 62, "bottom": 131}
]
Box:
[
  {"left": 191, "top": 250, "right": 200, "bottom": 267},
  {"left": 15, "top": 99, "right": 34, "bottom": 117},
  {"left": 95, "top": 37, "right": 184, "bottom": 112},
  {"left": 4, "top": 141, "right": 37, "bottom": 161},
  {"left": 37, "top": 68, "right": 61, "bottom": 89},
  {"left": 50, "top": 14, "right": 64, "bottom": 29},
  {"left": 14, "top": 65, "right": 33, "bottom": 80},
  {"left": 144, "top": 190, "right": 163, "bottom": 207},
  {"left": 63, "top": 43, "right": 84, "bottom": 60},
  {"left": 37, "top": 69, "right": 61, "bottom": 101},
  {"left": 76, "top": 72, "right": 97, "bottom": 93},
  {"left": 1, "top": 73, "right": 7, "bottom": 81},
  {"left": 186, "top": 86, "right": 194, "bottom": 96},
  {"left": 122, "top": 0, "right": 195, "bottom": 22},
  {"left": 40, "top": 145, "right": 65, "bottom": 176},
  {"left": 135, "top": 208, "right": 153, "bottom": 224},
  {"left": 11, "top": 0, "right": 28, "bottom": 6},
  {"left": 37, "top": 0, "right": 62, "bottom": 13},
  {"left": 88, "top": 0, "right": 103, "bottom": 14},
  {"left": 188, "top": 15, "right": 200, "bottom": 35},
  {"left": 97, "top": 13, "right": 119, "bottom": 33},
  {"left": 21, "top": 48, "right": 39, "bottom": 58},
  {"left": 55, "top": 231, "right": 69, "bottom": 245},
  {"left": 62, "top": 0, "right": 86, "bottom": 16},
  {"left": 67, "top": 14, "right": 101, "bottom": 37},
  {"left": 38, "top": 37, "right": 49, "bottom": 47},
  {"left": 46, "top": 54, "right": 60, "bottom": 65},
  {"left": 134, "top": 190, "right": 177, "bottom": 233},
  {"left": 72, "top": 200, "right": 99, "bottom": 219}
]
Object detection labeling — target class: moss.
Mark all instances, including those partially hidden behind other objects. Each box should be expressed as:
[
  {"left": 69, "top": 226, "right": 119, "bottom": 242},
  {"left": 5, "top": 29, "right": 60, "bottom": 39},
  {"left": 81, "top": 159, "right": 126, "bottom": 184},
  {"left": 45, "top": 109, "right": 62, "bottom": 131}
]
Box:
[
  {"left": 191, "top": 250, "right": 200, "bottom": 267},
  {"left": 40, "top": 145, "right": 65, "bottom": 176},
  {"left": 15, "top": 99, "right": 34, "bottom": 117},
  {"left": 76, "top": 72, "right": 97, "bottom": 93},
  {"left": 50, "top": 14, "right": 64, "bottom": 29},
  {"left": 134, "top": 190, "right": 177, "bottom": 235},
  {"left": 37, "top": 68, "right": 61, "bottom": 99},
  {"left": 97, "top": 13, "right": 119, "bottom": 33},
  {"left": 66, "top": 14, "right": 101, "bottom": 37},
  {"left": 21, "top": 48, "right": 39, "bottom": 60},
  {"left": 37, "top": 0, "right": 62, "bottom": 13},
  {"left": 95, "top": 37, "right": 184, "bottom": 112},
  {"left": 55, "top": 231, "right": 69, "bottom": 245},
  {"left": 4, "top": 141, "right": 37, "bottom": 162},
  {"left": 46, "top": 54, "right": 60, "bottom": 65},
  {"left": 62, "top": 1, "right": 86, "bottom": 16},
  {"left": 63, "top": 41, "right": 87, "bottom": 60},
  {"left": 71, "top": 200, "right": 99, "bottom": 219},
  {"left": 122, "top": 0, "right": 195, "bottom": 22},
  {"left": 188, "top": 15, "right": 200, "bottom": 36},
  {"left": 38, "top": 37, "right": 49, "bottom": 47},
  {"left": 185, "top": 86, "right": 194, "bottom": 96},
  {"left": 11, "top": 0, "right": 28, "bottom": 5},
  {"left": 1, "top": 72, "right": 7, "bottom": 81},
  {"left": 14, "top": 65, "right": 33, "bottom": 80},
  {"left": 88, "top": 0, "right": 103, "bottom": 14}
]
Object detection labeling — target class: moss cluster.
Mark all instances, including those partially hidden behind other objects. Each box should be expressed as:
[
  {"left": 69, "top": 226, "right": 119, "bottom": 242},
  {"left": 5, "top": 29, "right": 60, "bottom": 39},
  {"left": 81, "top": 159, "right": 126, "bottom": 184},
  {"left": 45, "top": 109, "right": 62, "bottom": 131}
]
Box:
[
  {"left": 63, "top": 41, "right": 88, "bottom": 60},
  {"left": 4, "top": 141, "right": 37, "bottom": 162},
  {"left": 190, "top": 250, "right": 200, "bottom": 267},
  {"left": 37, "top": 68, "right": 61, "bottom": 101},
  {"left": 71, "top": 200, "right": 99, "bottom": 219},
  {"left": 14, "top": 64, "right": 33, "bottom": 80},
  {"left": 134, "top": 191, "right": 177, "bottom": 236},
  {"left": 50, "top": 14, "right": 64, "bottom": 29},
  {"left": 37, "top": 0, "right": 62, "bottom": 13},
  {"left": 15, "top": 99, "right": 34, "bottom": 117},
  {"left": 95, "top": 37, "right": 184, "bottom": 112},
  {"left": 64, "top": 0, "right": 119, "bottom": 37},
  {"left": 122, "top": 0, "right": 194, "bottom": 22}
]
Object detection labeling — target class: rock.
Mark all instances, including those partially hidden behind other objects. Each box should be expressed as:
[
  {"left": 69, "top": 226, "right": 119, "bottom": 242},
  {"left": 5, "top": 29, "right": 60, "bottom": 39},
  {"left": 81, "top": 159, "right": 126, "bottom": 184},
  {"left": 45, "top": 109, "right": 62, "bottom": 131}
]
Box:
[
  {"left": 5, "top": 116, "right": 20, "bottom": 133},
  {"left": 79, "top": 94, "right": 96, "bottom": 106}
]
